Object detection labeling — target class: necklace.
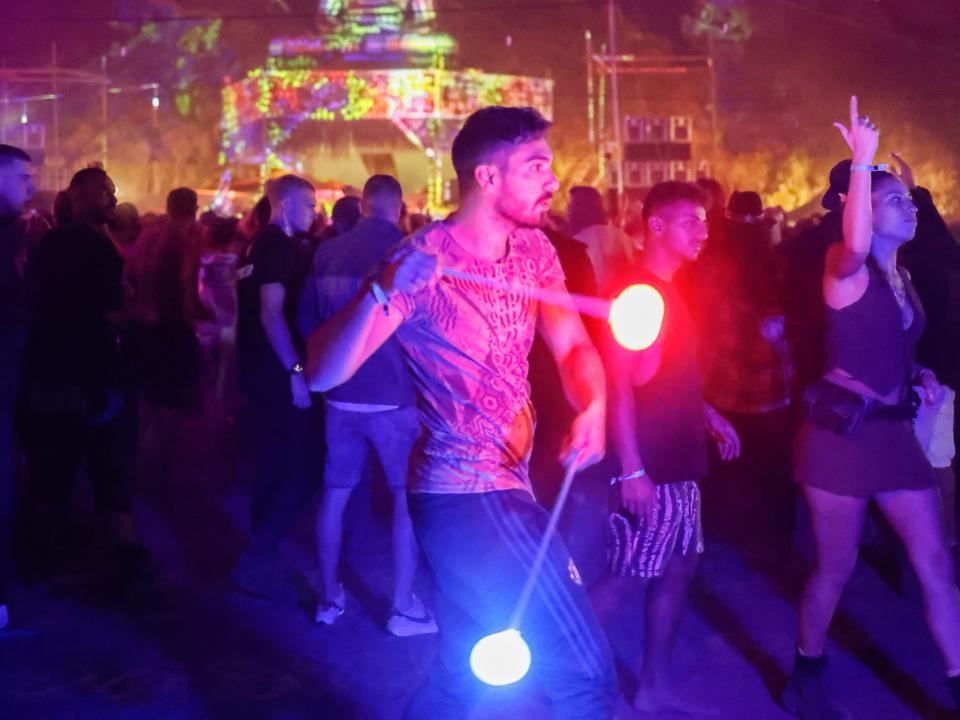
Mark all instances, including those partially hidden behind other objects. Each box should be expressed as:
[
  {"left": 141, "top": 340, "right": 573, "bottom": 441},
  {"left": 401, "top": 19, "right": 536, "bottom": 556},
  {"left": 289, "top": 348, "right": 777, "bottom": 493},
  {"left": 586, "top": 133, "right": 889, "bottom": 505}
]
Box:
[
  {"left": 883, "top": 265, "right": 914, "bottom": 328},
  {"left": 885, "top": 267, "right": 907, "bottom": 307}
]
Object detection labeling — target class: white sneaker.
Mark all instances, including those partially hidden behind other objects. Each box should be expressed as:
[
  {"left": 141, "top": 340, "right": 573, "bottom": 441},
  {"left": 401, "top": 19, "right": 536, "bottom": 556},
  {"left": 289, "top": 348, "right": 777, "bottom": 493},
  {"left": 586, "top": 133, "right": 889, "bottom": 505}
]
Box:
[
  {"left": 386, "top": 595, "right": 438, "bottom": 637},
  {"left": 314, "top": 584, "right": 345, "bottom": 625}
]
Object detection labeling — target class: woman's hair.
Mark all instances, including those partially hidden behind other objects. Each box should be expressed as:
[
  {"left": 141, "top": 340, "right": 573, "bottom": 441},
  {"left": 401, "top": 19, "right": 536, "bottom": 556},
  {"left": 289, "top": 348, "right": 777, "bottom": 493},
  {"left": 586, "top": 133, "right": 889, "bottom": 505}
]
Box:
[{"left": 822, "top": 159, "right": 900, "bottom": 211}]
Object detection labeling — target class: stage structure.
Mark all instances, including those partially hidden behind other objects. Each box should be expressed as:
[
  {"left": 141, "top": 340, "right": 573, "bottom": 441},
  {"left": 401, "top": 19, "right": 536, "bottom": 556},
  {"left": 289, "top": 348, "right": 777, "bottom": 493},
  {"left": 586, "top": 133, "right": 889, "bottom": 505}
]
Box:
[
  {"left": 585, "top": 28, "right": 718, "bottom": 203},
  {"left": 221, "top": 0, "right": 554, "bottom": 210}
]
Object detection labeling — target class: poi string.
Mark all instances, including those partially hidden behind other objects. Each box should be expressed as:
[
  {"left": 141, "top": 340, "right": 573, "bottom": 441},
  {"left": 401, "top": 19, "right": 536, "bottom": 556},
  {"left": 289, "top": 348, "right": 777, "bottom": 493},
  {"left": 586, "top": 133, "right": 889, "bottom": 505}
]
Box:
[
  {"left": 442, "top": 267, "right": 612, "bottom": 320},
  {"left": 468, "top": 461, "right": 580, "bottom": 686},
  {"left": 442, "top": 267, "right": 666, "bottom": 353},
  {"left": 509, "top": 459, "right": 580, "bottom": 630}
]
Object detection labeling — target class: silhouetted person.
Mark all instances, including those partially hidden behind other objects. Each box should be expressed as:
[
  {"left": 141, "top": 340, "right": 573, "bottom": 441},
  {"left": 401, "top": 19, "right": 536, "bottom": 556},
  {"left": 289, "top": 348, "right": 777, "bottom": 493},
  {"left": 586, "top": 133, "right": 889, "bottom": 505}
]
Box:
[
  {"left": 0, "top": 144, "right": 35, "bottom": 629},
  {"left": 21, "top": 167, "right": 145, "bottom": 578},
  {"left": 299, "top": 175, "right": 434, "bottom": 635},
  {"left": 233, "top": 175, "right": 322, "bottom": 596}
]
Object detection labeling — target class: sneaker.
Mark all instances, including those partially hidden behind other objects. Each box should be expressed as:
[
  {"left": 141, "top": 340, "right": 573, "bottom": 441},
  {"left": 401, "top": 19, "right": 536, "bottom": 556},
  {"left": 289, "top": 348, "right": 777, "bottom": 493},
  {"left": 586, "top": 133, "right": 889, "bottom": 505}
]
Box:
[
  {"left": 386, "top": 595, "right": 438, "bottom": 637},
  {"left": 314, "top": 584, "right": 345, "bottom": 625}
]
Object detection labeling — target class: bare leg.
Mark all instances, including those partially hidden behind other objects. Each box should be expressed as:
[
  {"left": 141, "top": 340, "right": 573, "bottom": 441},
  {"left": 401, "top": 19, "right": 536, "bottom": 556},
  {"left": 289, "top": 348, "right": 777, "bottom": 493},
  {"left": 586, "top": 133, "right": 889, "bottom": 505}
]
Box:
[
  {"left": 875, "top": 488, "right": 960, "bottom": 673},
  {"left": 634, "top": 549, "right": 705, "bottom": 713},
  {"left": 933, "top": 467, "right": 957, "bottom": 547},
  {"left": 797, "top": 486, "right": 868, "bottom": 656},
  {"left": 390, "top": 489, "right": 419, "bottom": 612},
  {"left": 316, "top": 487, "right": 352, "bottom": 601}
]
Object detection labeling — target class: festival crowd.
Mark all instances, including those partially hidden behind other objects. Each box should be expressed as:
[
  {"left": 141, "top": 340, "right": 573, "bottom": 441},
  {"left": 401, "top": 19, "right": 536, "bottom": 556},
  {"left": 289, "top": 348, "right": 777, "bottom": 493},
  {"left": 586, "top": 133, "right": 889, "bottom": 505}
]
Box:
[{"left": 1, "top": 97, "right": 959, "bottom": 719}]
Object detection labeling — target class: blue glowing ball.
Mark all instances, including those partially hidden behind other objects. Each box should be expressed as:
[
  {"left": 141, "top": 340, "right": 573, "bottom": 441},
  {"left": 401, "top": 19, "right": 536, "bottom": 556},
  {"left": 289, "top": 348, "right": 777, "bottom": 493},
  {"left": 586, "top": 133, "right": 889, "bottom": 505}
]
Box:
[{"left": 469, "top": 628, "right": 532, "bottom": 686}]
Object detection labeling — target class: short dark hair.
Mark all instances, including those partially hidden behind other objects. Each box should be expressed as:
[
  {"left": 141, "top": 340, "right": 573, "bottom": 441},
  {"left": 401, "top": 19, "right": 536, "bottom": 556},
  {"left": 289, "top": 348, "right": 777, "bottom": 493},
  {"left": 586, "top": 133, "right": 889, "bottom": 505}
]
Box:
[
  {"left": 68, "top": 166, "right": 109, "bottom": 193},
  {"left": 362, "top": 174, "right": 402, "bottom": 201},
  {"left": 642, "top": 181, "right": 708, "bottom": 222},
  {"left": 451, "top": 106, "right": 551, "bottom": 190},
  {"left": 331, "top": 195, "right": 362, "bottom": 226},
  {"left": 266, "top": 174, "right": 314, "bottom": 204},
  {"left": 166, "top": 187, "right": 198, "bottom": 220},
  {"left": 0, "top": 144, "right": 31, "bottom": 166},
  {"left": 568, "top": 185, "right": 608, "bottom": 233}
]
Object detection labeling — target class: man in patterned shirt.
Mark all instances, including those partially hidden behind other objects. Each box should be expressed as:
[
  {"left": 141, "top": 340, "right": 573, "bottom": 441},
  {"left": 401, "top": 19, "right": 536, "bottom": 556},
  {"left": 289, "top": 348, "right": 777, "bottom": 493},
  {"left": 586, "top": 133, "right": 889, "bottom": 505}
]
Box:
[{"left": 306, "top": 107, "right": 616, "bottom": 718}]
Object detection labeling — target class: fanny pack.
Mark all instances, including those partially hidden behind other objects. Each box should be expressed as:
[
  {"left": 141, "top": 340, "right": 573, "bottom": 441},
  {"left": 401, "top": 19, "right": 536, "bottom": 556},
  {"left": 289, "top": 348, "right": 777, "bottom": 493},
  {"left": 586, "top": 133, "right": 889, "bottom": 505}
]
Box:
[{"left": 803, "top": 378, "right": 919, "bottom": 435}]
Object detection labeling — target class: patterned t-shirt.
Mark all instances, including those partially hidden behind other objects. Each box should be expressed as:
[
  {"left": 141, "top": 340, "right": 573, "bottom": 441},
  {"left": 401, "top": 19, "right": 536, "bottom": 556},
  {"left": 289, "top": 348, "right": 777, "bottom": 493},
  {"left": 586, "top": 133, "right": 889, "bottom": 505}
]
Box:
[{"left": 390, "top": 221, "right": 565, "bottom": 495}]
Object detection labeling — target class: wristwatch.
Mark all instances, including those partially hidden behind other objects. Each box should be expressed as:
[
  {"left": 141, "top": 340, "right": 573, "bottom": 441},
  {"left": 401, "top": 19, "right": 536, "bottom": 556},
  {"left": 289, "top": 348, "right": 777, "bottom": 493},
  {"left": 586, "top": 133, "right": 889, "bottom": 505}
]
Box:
[{"left": 288, "top": 362, "right": 304, "bottom": 376}]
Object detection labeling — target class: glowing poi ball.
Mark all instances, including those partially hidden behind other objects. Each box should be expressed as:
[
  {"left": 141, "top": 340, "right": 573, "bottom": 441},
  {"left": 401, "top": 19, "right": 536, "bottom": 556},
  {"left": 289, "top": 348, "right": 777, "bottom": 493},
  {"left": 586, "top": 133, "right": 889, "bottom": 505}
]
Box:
[
  {"left": 608, "top": 283, "right": 665, "bottom": 351},
  {"left": 469, "top": 629, "right": 532, "bottom": 686}
]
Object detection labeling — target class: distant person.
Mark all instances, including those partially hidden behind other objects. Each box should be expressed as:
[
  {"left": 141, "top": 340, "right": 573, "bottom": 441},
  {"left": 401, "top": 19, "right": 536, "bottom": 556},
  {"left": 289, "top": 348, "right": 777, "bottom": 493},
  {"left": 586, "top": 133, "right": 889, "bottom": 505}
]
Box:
[
  {"left": 299, "top": 175, "right": 435, "bottom": 635},
  {"left": 233, "top": 175, "right": 322, "bottom": 596},
  {"left": 125, "top": 188, "right": 203, "bottom": 480},
  {"left": 689, "top": 191, "right": 795, "bottom": 569},
  {"left": 109, "top": 202, "right": 141, "bottom": 255},
  {"left": 0, "top": 143, "right": 34, "bottom": 630},
  {"left": 21, "top": 167, "right": 145, "bottom": 577},
  {"left": 325, "top": 195, "right": 362, "bottom": 239},
  {"left": 568, "top": 185, "right": 632, "bottom": 289},
  {"left": 895, "top": 152, "right": 960, "bottom": 551}
]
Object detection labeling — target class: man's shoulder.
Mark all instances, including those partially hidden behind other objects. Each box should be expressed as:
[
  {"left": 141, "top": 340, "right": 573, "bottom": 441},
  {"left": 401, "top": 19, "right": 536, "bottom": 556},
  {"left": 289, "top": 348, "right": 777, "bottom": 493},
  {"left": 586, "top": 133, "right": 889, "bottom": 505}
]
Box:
[
  {"left": 249, "top": 225, "right": 293, "bottom": 258},
  {"left": 315, "top": 219, "right": 403, "bottom": 270}
]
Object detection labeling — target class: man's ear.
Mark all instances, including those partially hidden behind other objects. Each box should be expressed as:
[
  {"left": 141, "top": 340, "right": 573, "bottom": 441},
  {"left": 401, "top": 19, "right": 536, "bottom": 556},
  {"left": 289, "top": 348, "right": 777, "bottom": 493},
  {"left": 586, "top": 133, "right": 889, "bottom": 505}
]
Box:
[
  {"left": 647, "top": 216, "right": 663, "bottom": 236},
  {"left": 474, "top": 163, "right": 498, "bottom": 192}
]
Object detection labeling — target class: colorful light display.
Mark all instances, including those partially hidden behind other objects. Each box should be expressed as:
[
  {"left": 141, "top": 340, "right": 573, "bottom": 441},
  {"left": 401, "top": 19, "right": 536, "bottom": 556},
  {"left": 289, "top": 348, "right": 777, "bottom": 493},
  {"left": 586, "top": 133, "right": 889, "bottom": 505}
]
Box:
[
  {"left": 220, "top": 0, "right": 552, "bottom": 208},
  {"left": 220, "top": 68, "right": 554, "bottom": 162}
]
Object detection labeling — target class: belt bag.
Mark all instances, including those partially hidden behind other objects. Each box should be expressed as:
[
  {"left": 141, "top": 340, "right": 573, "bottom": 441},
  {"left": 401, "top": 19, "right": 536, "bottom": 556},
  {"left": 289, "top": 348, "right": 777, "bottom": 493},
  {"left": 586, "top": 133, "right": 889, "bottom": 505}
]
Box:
[
  {"left": 803, "top": 379, "right": 919, "bottom": 435},
  {"left": 803, "top": 379, "right": 869, "bottom": 435}
]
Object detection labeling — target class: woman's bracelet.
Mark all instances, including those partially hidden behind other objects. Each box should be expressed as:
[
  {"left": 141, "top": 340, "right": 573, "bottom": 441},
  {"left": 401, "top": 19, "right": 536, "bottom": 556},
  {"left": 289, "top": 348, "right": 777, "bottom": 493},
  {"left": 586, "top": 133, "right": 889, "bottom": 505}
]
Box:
[
  {"left": 850, "top": 163, "right": 889, "bottom": 173},
  {"left": 610, "top": 467, "right": 647, "bottom": 486}
]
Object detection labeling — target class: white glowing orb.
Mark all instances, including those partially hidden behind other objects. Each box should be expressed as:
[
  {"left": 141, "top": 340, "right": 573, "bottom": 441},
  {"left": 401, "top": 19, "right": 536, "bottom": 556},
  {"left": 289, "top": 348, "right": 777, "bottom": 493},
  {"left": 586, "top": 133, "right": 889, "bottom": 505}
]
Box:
[
  {"left": 469, "top": 629, "right": 532, "bottom": 686},
  {"left": 608, "top": 283, "right": 665, "bottom": 351}
]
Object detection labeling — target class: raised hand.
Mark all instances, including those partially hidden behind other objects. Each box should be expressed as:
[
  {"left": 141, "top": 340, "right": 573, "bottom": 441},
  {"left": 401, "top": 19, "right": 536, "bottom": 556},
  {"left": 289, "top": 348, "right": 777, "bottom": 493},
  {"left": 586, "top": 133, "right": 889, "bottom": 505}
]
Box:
[
  {"left": 379, "top": 246, "right": 440, "bottom": 296},
  {"left": 832, "top": 95, "right": 879, "bottom": 164},
  {"left": 890, "top": 152, "right": 916, "bottom": 190}
]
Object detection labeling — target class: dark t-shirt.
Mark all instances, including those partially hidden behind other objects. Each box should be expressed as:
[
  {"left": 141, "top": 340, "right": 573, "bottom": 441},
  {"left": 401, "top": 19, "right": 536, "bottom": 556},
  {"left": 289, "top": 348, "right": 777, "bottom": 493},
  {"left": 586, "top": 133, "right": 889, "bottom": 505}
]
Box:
[
  {"left": 604, "top": 264, "right": 708, "bottom": 485},
  {"left": 24, "top": 221, "right": 124, "bottom": 391},
  {"left": 0, "top": 215, "right": 26, "bottom": 407},
  {"left": 236, "top": 224, "right": 313, "bottom": 400},
  {"left": 297, "top": 216, "right": 415, "bottom": 407}
]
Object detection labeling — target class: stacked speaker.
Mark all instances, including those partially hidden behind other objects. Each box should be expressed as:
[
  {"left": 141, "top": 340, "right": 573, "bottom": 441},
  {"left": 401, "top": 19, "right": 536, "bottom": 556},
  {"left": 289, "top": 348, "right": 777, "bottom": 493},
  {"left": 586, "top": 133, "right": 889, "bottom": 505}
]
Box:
[{"left": 621, "top": 116, "right": 702, "bottom": 189}]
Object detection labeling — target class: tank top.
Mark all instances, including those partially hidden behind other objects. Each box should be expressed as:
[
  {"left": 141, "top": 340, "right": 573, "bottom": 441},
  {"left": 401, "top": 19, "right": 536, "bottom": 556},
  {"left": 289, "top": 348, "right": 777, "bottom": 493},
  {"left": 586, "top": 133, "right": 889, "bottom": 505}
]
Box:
[{"left": 824, "top": 260, "right": 925, "bottom": 398}]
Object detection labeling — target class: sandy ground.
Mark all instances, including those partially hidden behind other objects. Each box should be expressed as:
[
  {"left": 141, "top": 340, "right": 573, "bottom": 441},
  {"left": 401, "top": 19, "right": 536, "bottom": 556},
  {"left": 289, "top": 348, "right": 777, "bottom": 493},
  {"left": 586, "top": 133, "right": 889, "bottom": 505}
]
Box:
[{"left": 1, "top": 410, "right": 956, "bottom": 720}]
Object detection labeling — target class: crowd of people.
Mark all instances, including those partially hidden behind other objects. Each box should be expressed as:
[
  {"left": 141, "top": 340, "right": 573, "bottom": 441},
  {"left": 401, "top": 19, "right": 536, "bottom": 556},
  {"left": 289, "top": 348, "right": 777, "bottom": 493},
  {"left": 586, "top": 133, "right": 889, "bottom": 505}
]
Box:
[{"left": 0, "top": 96, "right": 959, "bottom": 720}]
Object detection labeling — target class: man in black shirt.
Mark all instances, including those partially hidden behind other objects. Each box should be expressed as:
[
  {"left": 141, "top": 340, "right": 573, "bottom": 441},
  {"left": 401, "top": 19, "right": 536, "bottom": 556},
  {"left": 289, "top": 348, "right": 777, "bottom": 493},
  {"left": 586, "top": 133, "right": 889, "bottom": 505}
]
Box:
[
  {"left": 21, "top": 167, "right": 144, "bottom": 576},
  {"left": 234, "top": 174, "right": 321, "bottom": 594},
  {"left": 0, "top": 144, "right": 34, "bottom": 629},
  {"left": 604, "top": 182, "right": 740, "bottom": 714}
]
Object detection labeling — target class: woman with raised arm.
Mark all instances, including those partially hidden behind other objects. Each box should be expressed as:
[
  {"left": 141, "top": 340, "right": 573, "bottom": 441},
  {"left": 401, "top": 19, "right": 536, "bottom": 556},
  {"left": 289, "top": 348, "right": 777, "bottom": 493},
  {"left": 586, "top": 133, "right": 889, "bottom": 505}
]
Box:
[{"left": 783, "top": 97, "right": 960, "bottom": 720}]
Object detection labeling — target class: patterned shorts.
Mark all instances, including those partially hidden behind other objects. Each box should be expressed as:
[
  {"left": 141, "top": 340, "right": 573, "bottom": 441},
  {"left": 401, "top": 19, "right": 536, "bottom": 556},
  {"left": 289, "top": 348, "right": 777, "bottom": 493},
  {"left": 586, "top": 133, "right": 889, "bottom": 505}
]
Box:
[{"left": 607, "top": 480, "right": 704, "bottom": 579}]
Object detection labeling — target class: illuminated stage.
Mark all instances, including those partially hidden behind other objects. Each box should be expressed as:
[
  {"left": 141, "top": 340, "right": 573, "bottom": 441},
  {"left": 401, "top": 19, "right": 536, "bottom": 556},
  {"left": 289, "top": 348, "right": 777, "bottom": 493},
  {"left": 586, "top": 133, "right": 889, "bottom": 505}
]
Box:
[{"left": 220, "top": 0, "right": 553, "bottom": 209}]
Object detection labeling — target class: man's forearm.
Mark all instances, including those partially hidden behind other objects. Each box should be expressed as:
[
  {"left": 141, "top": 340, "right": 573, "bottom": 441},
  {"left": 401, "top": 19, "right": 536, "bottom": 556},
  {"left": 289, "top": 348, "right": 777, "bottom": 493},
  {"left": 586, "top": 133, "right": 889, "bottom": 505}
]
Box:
[
  {"left": 610, "top": 388, "right": 643, "bottom": 475},
  {"left": 557, "top": 342, "right": 606, "bottom": 413},
  {"left": 261, "top": 308, "right": 300, "bottom": 373}
]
